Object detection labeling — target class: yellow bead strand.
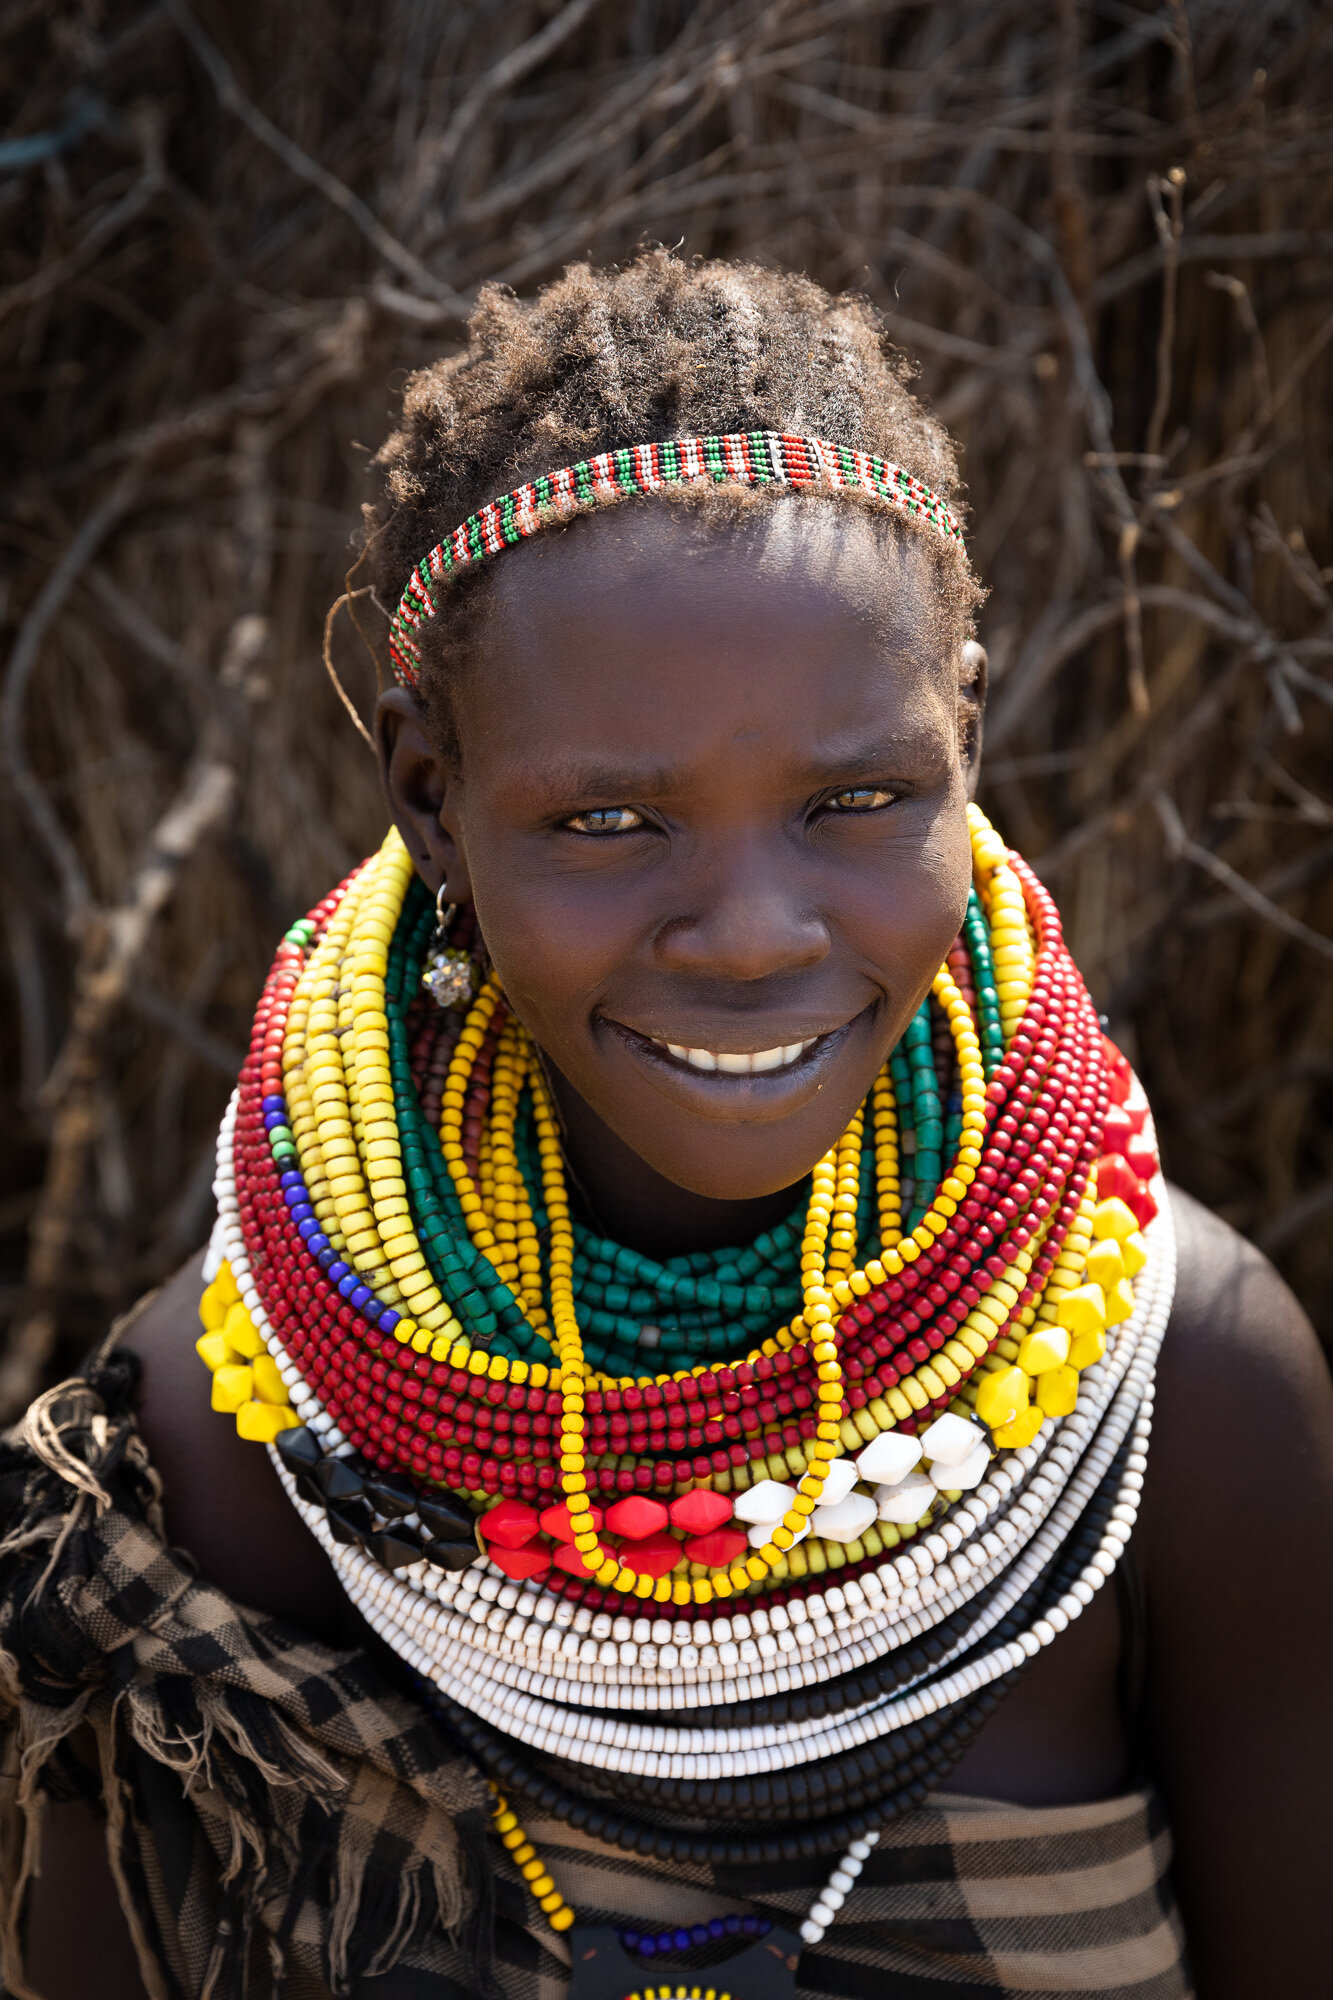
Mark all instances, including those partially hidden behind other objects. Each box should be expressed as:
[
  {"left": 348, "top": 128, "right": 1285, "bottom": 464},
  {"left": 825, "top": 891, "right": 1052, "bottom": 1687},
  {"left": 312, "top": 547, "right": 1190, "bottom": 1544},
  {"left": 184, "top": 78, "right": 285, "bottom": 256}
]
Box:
[
  {"left": 350, "top": 839, "right": 460, "bottom": 1340},
  {"left": 285, "top": 859, "right": 373, "bottom": 1264},
  {"left": 488, "top": 1787, "right": 575, "bottom": 1932},
  {"left": 872, "top": 1063, "right": 902, "bottom": 1250},
  {"left": 969, "top": 803, "right": 1034, "bottom": 1040}
]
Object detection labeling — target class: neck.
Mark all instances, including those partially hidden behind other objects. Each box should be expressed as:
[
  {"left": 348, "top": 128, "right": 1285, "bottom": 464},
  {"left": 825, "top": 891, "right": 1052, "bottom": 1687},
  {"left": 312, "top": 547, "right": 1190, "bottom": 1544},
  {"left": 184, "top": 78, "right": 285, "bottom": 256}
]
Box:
[{"left": 545, "top": 1063, "right": 803, "bottom": 1260}]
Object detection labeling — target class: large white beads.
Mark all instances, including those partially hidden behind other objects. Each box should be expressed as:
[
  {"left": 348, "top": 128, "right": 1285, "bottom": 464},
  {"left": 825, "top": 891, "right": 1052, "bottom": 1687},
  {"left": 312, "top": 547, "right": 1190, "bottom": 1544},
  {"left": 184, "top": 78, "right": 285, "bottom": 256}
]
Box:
[
  {"left": 918, "top": 1412, "right": 985, "bottom": 1466},
  {"left": 810, "top": 1455, "right": 858, "bottom": 1505},
  {"left": 810, "top": 1490, "right": 878, "bottom": 1543},
  {"left": 733, "top": 1478, "right": 796, "bottom": 1524},
  {"left": 855, "top": 1431, "right": 922, "bottom": 1485},
  {"left": 929, "top": 1439, "right": 991, "bottom": 1490},
  {"left": 874, "top": 1471, "right": 937, "bottom": 1523}
]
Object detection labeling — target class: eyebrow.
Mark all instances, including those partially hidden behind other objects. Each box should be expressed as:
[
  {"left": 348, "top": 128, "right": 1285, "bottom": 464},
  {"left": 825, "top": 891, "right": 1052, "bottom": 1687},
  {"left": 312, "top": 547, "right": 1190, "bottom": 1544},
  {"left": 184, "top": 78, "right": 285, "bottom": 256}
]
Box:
[
  {"left": 795, "top": 735, "right": 934, "bottom": 779},
  {"left": 520, "top": 759, "right": 681, "bottom": 804},
  {"left": 516, "top": 734, "right": 939, "bottom": 807}
]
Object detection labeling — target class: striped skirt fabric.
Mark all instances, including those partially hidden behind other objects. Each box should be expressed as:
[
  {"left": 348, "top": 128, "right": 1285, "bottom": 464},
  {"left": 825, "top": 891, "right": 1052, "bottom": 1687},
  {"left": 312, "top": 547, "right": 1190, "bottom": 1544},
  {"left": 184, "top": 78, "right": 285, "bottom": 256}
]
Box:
[{"left": 477, "top": 1787, "right": 1193, "bottom": 2000}]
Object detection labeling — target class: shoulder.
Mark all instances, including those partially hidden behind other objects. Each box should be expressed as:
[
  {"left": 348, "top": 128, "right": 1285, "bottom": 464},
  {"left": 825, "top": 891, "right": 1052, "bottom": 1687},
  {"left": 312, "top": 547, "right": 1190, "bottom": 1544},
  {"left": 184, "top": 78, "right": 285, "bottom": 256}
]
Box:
[
  {"left": 1141, "top": 1182, "right": 1333, "bottom": 1635},
  {"left": 119, "top": 1253, "right": 354, "bottom": 1644},
  {"left": 1163, "top": 1183, "right": 1326, "bottom": 1385},
  {"left": 1150, "top": 1185, "right": 1331, "bottom": 1504}
]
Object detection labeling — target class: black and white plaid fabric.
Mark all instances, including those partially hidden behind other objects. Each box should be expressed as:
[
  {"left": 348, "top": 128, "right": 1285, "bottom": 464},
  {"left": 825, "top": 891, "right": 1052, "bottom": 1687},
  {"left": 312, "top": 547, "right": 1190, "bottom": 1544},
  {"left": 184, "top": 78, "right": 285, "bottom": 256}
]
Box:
[
  {"left": 0, "top": 1346, "right": 1192, "bottom": 1999},
  {"left": 0, "top": 1350, "right": 491, "bottom": 2000}
]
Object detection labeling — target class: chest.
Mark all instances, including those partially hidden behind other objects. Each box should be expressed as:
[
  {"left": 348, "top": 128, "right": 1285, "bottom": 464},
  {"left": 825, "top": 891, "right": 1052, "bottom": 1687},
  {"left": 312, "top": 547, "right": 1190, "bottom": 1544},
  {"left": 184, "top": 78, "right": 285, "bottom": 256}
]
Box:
[{"left": 945, "top": 1569, "right": 1131, "bottom": 1803}]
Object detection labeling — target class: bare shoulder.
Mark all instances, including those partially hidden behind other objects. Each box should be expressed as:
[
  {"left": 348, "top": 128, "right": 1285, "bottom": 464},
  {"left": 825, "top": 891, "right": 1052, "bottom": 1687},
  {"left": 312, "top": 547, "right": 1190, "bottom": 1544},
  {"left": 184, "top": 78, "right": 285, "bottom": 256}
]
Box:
[
  {"left": 1143, "top": 1185, "right": 1333, "bottom": 1598},
  {"left": 120, "top": 1253, "right": 353, "bottom": 1643},
  {"left": 1164, "top": 1182, "right": 1328, "bottom": 1382},
  {"left": 1146, "top": 1186, "right": 1333, "bottom": 1542}
]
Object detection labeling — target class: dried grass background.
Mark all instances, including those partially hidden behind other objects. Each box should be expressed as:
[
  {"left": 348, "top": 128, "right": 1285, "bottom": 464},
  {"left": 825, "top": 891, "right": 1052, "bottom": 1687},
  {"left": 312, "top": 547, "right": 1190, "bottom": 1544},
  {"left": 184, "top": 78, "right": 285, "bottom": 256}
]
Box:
[{"left": 3, "top": 0, "right": 1332, "bottom": 1417}]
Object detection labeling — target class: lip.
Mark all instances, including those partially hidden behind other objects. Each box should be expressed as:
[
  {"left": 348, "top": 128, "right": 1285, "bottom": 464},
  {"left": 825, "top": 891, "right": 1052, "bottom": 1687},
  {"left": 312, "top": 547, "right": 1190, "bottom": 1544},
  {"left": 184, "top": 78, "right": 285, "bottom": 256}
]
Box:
[{"left": 599, "top": 1010, "right": 870, "bottom": 1116}]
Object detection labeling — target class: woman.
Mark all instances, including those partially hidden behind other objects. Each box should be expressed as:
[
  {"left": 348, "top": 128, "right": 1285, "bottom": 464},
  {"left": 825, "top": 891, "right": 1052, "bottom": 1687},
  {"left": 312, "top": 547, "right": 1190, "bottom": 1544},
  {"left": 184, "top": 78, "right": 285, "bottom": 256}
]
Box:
[{"left": 7, "top": 255, "right": 1331, "bottom": 2000}]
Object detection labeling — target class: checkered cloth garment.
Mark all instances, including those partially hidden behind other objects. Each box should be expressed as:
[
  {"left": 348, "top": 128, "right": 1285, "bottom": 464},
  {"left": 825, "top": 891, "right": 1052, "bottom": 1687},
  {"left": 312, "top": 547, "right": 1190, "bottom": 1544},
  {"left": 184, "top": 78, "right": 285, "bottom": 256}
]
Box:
[
  {"left": 482, "top": 1791, "right": 1193, "bottom": 2000},
  {"left": 0, "top": 1347, "right": 493, "bottom": 2000}
]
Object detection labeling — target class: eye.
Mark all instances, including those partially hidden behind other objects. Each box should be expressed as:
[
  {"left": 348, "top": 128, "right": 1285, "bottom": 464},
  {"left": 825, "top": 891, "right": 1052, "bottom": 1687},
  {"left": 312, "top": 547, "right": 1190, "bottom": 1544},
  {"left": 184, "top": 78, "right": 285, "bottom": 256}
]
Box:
[
  {"left": 563, "top": 805, "right": 646, "bottom": 835},
  {"left": 823, "top": 786, "right": 895, "bottom": 813}
]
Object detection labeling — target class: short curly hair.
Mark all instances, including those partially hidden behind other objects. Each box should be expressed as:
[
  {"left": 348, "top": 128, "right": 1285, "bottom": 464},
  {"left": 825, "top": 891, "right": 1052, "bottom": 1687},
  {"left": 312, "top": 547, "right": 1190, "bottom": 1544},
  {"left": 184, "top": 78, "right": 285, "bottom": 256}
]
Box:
[{"left": 363, "top": 251, "right": 980, "bottom": 755}]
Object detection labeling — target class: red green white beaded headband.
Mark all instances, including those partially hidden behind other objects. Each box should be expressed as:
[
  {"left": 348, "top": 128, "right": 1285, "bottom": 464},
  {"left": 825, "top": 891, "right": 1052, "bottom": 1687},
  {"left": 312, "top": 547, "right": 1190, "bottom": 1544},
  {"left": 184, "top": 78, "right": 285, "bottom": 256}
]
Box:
[{"left": 387, "top": 430, "right": 966, "bottom": 687}]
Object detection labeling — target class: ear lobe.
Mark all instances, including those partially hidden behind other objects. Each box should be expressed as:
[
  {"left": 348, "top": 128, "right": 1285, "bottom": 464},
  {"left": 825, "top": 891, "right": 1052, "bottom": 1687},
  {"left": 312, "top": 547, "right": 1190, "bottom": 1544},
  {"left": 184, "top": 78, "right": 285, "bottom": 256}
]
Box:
[
  {"left": 958, "top": 639, "right": 988, "bottom": 801},
  {"left": 374, "top": 687, "right": 471, "bottom": 903}
]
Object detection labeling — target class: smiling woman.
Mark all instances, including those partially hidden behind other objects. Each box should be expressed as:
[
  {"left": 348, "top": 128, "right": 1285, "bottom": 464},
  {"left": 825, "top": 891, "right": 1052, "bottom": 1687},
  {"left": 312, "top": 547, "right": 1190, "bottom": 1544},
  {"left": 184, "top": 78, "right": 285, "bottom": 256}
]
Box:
[
  {"left": 381, "top": 501, "right": 980, "bottom": 1223},
  {"left": 7, "top": 254, "right": 1332, "bottom": 2000}
]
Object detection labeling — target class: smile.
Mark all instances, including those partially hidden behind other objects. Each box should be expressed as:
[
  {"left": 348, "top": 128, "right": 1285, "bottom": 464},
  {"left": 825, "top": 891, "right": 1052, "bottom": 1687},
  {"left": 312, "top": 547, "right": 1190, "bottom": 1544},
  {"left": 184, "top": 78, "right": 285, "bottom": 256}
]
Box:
[
  {"left": 600, "top": 1014, "right": 867, "bottom": 1098},
  {"left": 649, "top": 1037, "right": 820, "bottom": 1074}
]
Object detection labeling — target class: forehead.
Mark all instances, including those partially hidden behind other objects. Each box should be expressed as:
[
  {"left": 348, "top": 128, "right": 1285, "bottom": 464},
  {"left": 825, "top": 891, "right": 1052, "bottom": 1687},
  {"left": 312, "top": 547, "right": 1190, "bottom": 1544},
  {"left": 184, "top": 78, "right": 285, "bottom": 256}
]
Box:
[
  {"left": 457, "top": 500, "right": 954, "bottom": 772},
  {"left": 488, "top": 497, "right": 940, "bottom": 647}
]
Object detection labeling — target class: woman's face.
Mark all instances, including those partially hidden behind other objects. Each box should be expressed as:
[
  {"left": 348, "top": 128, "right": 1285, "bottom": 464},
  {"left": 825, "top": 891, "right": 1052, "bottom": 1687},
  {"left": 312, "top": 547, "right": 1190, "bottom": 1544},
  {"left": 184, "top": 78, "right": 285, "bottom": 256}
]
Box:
[{"left": 381, "top": 501, "right": 982, "bottom": 1203}]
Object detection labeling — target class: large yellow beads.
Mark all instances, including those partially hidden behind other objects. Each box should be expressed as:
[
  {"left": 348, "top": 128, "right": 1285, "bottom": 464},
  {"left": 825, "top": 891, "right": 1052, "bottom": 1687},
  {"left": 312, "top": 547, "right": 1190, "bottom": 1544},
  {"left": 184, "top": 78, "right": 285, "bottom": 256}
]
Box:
[{"left": 197, "top": 1265, "right": 297, "bottom": 1441}]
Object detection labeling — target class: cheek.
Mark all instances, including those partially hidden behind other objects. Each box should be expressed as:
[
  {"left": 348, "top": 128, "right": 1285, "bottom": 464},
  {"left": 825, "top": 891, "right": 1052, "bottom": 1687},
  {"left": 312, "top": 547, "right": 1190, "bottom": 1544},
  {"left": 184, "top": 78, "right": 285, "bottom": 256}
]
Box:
[
  {"left": 915, "top": 812, "right": 975, "bottom": 944},
  {"left": 846, "top": 801, "right": 974, "bottom": 982},
  {"left": 463, "top": 837, "right": 624, "bottom": 1036}
]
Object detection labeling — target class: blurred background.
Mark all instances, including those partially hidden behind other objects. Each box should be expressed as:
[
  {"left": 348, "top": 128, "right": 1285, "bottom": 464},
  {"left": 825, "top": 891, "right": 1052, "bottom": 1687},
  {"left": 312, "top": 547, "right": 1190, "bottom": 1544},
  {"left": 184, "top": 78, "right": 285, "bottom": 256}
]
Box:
[{"left": 3, "top": 0, "right": 1331, "bottom": 1420}]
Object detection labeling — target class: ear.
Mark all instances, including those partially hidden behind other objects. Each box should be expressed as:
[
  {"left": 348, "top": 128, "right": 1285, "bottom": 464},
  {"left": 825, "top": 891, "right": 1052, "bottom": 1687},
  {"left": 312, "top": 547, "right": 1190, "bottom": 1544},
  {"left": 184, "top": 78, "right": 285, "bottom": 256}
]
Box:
[
  {"left": 374, "top": 687, "right": 473, "bottom": 905},
  {"left": 958, "top": 639, "right": 988, "bottom": 802}
]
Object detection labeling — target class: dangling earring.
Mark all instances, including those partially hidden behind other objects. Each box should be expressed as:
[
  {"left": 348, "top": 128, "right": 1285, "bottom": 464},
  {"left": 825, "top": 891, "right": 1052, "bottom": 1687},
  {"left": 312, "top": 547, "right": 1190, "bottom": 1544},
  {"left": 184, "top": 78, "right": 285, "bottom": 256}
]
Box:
[{"left": 421, "top": 883, "right": 480, "bottom": 1009}]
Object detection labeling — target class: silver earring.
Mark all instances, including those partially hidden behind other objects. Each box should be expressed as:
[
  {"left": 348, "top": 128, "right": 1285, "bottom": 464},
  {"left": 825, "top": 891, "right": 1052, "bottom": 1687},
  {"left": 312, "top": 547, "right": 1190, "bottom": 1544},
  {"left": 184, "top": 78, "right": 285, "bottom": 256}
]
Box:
[{"left": 420, "top": 883, "right": 479, "bottom": 1009}]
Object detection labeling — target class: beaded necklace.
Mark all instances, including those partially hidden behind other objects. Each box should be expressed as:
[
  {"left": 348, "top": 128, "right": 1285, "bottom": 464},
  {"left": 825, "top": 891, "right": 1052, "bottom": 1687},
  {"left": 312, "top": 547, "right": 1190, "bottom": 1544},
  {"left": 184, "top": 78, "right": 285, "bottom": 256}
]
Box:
[{"left": 200, "top": 803, "right": 1169, "bottom": 1989}]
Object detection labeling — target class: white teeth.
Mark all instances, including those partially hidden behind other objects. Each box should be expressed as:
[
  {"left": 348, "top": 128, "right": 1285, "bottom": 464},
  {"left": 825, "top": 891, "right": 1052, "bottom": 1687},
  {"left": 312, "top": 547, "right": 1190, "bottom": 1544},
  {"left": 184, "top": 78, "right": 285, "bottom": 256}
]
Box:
[{"left": 654, "top": 1037, "right": 820, "bottom": 1073}]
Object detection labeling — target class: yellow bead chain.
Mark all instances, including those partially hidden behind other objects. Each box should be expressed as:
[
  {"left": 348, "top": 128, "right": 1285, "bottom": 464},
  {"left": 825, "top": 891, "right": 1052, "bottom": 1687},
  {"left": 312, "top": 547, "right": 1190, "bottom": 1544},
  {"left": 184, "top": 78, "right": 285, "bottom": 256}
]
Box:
[
  {"left": 351, "top": 841, "right": 458, "bottom": 1338},
  {"left": 284, "top": 860, "right": 371, "bottom": 1265},
  {"left": 488, "top": 1786, "right": 576, "bottom": 1932},
  {"left": 489, "top": 1786, "right": 741, "bottom": 1992},
  {"left": 439, "top": 972, "right": 507, "bottom": 1260},
  {"left": 489, "top": 1028, "right": 552, "bottom": 1333},
  {"left": 872, "top": 1063, "right": 902, "bottom": 1249},
  {"left": 968, "top": 802, "right": 1035, "bottom": 1041}
]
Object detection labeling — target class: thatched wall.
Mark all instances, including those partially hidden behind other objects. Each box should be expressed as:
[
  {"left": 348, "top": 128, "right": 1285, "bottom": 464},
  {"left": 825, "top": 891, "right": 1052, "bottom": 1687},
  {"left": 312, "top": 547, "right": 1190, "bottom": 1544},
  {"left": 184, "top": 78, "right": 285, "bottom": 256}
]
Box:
[{"left": 3, "top": 0, "right": 1331, "bottom": 1413}]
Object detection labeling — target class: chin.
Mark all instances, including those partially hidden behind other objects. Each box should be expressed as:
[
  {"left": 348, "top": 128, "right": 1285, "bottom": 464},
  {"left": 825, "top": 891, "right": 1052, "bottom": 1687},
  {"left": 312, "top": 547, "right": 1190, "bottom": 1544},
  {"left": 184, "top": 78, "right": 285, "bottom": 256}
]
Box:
[{"left": 609, "top": 1115, "right": 843, "bottom": 1203}]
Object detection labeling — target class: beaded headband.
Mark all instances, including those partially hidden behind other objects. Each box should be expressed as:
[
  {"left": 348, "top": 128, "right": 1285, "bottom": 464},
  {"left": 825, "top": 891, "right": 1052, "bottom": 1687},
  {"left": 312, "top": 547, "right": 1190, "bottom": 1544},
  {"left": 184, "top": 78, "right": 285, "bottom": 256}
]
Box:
[{"left": 387, "top": 430, "right": 966, "bottom": 687}]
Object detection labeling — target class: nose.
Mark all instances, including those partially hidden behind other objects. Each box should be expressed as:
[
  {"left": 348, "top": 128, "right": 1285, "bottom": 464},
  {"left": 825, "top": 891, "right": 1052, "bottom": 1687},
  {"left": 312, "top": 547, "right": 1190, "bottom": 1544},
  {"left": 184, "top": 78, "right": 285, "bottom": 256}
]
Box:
[{"left": 653, "top": 843, "right": 830, "bottom": 983}]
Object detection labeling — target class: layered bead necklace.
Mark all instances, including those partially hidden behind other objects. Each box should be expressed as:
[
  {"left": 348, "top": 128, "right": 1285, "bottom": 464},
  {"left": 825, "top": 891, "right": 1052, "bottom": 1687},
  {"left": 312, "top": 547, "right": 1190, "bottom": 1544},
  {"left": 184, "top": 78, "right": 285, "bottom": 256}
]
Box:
[{"left": 200, "top": 804, "right": 1168, "bottom": 1988}]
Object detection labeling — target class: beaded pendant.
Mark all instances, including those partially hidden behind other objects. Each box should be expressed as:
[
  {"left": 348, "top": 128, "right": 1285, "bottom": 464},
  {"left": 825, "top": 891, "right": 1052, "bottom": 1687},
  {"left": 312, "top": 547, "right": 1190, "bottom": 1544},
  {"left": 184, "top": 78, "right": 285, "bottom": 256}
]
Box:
[
  {"left": 420, "top": 893, "right": 479, "bottom": 1009},
  {"left": 421, "top": 944, "right": 477, "bottom": 1010},
  {"left": 566, "top": 1925, "right": 800, "bottom": 1999}
]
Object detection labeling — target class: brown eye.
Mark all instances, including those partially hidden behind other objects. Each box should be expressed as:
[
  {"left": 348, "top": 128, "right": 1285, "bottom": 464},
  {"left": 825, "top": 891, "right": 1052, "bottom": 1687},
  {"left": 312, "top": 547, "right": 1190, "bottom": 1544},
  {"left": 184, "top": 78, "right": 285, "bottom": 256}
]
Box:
[
  {"left": 826, "top": 787, "right": 894, "bottom": 812},
  {"left": 565, "top": 806, "right": 645, "bottom": 835}
]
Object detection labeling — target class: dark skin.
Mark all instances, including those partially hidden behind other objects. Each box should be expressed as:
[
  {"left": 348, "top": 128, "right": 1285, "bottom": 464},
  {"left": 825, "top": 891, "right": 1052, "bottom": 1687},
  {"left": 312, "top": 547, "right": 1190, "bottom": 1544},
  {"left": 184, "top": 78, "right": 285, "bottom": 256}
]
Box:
[{"left": 26, "top": 505, "right": 1333, "bottom": 1998}]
